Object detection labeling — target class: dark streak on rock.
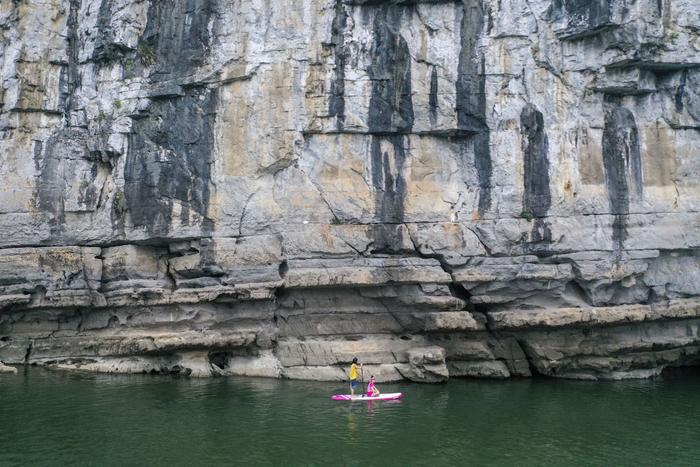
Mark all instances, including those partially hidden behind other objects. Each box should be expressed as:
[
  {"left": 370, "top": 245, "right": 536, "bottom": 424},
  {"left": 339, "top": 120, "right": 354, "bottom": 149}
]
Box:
[
  {"left": 527, "top": 218, "right": 553, "bottom": 255},
  {"left": 370, "top": 135, "right": 407, "bottom": 224},
  {"left": 139, "top": 0, "right": 213, "bottom": 81},
  {"left": 24, "top": 340, "right": 33, "bottom": 365},
  {"left": 328, "top": 0, "right": 348, "bottom": 131},
  {"left": 34, "top": 129, "right": 90, "bottom": 238},
  {"left": 32, "top": 140, "right": 43, "bottom": 173},
  {"left": 370, "top": 224, "right": 408, "bottom": 255},
  {"left": 367, "top": 5, "right": 414, "bottom": 133},
  {"left": 123, "top": 1, "right": 217, "bottom": 236},
  {"left": 548, "top": 0, "right": 612, "bottom": 35},
  {"left": 35, "top": 140, "right": 65, "bottom": 237},
  {"left": 63, "top": 0, "right": 81, "bottom": 124},
  {"left": 611, "top": 215, "right": 626, "bottom": 254},
  {"left": 520, "top": 104, "right": 552, "bottom": 253},
  {"left": 602, "top": 96, "right": 642, "bottom": 251},
  {"left": 77, "top": 165, "right": 99, "bottom": 210},
  {"left": 429, "top": 66, "right": 438, "bottom": 125},
  {"left": 473, "top": 131, "right": 492, "bottom": 214},
  {"left": 521, "top": 104, "right": 551, "bottom": 218},
  {"left": 92, "top": 0, "right": 121, "bottom": 61},
  {"left": 363, "top": 4, "right": 414, "bottom": 248},
  {"left": 124, "top": 88, "right": 217, "bottom": 237},
  {"left": 485, "top": 4, "right": 493, "bottom": 34},
  {"left": 675, "top": 68, "right": 688, "bottom": 113},
  {"left": 457, "top": 1, "right": 491, "bottom": 214},
  {"left": 457, "top": 1, "right": 486, "bottom": 132}
]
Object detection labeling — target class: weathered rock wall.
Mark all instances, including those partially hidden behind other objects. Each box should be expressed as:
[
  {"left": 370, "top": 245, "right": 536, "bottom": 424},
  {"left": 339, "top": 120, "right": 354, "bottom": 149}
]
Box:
[{"left": 1, "top": 0, "right": 699, "bottom": 381}]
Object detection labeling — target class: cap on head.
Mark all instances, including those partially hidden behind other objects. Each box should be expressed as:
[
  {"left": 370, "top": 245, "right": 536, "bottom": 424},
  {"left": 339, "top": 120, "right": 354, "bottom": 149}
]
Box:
[{"left": 352, "top": 357, "right": 358, "bottom": 364}]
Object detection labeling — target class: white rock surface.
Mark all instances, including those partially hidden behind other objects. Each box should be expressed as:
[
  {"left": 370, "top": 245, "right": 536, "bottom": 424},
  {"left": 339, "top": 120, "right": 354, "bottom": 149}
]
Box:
[{"left": 0, "top": 362, "right": 17, "bottom": 374}]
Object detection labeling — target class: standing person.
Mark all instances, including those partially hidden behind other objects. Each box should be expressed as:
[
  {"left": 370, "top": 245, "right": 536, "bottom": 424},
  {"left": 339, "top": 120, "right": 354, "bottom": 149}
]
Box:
[{"left": 348, "top": 357, "right": 362, "bottom": 396}]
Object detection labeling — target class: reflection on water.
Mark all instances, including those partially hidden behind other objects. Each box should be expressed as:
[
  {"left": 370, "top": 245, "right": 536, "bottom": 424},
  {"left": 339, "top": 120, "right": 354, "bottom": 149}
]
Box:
[{"left": 1, "top": 367, "right": 700, "bottom": 466}]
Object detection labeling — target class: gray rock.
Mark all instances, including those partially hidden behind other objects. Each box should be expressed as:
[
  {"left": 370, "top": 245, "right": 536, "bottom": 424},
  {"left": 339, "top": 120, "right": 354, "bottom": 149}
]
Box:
[
  {"left": 403, "top": 347, "right": 449, "bottom": 383},
  {"left": 0, "top": 0, "right": 699, "bottom": 382}
]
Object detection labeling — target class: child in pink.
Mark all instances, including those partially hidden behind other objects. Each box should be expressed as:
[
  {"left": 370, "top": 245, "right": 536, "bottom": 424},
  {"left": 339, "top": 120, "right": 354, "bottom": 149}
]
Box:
[{"left": 366, "top": 375, "right": 380, "bottom": 397}]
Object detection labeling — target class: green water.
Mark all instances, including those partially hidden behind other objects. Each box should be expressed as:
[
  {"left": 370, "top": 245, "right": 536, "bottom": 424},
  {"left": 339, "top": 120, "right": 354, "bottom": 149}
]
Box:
[{"left": 1, "top": 368, "right": 700, "bottom": 466}]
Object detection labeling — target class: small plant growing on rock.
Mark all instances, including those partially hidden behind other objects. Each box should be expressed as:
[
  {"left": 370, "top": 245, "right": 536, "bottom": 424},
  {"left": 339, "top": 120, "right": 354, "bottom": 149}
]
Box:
[
  {"left": 95, "top": 111, "right": 106, "bottom": 124},
  {"left": 331, "top": 216, "right": 345, "bottom": 225},
  {"left": 139, "top": 44, "right": 156, "bottom": 67},
  {"left": 122, "top": 57, "right": 134, "bottom": 72},
  {"left": 666, "top": 31, "right": 679, "bottom": 45},
  {"left": 522, "top": 211, "right": 533, "bottom": 222},
  {"left": 112, "top": 190, "right": 125, "bottom": 213},
  {"left": 112, "top": 99, "right": 122, "bottom": 111}
]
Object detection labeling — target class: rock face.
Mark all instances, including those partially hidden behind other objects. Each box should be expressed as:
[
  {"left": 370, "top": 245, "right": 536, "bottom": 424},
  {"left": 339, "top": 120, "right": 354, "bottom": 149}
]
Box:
[{"left": 1, "top": 0, "right": 699, "bottom": 381}]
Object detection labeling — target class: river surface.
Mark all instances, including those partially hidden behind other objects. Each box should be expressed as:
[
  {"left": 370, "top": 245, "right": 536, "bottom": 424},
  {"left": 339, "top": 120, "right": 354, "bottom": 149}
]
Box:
[{"left": 1, "top": 368, "right": 700, "bottom": 466}]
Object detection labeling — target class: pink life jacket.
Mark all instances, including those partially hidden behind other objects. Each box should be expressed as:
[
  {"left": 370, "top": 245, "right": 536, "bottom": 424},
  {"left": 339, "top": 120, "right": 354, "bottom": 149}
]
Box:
[{"left": 367, "top": 380, "right": 375, "bottom": 396}]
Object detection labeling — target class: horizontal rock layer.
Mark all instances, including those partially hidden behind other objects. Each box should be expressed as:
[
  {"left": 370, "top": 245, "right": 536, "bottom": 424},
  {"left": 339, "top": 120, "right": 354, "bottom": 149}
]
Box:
[{"left": 1, "top": 0, "right": 699, "bottom": 381}]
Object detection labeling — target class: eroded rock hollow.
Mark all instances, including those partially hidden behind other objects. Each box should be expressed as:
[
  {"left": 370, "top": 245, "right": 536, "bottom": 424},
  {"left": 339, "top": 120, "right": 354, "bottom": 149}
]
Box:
[{"left": 1, "top": 0, "right": 700, "bottom": 381}]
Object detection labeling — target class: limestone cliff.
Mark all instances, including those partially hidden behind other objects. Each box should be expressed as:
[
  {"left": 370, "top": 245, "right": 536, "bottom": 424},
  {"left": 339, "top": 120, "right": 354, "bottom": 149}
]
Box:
[{"left": 1, "top": 0, "right": 699, "bottom": 381}]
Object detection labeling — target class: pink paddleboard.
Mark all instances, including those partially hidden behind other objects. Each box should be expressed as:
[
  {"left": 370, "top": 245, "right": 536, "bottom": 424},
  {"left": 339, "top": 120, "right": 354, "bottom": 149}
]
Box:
[{"left": 331, "top": 392, "right": 403, "bottom": 401}]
